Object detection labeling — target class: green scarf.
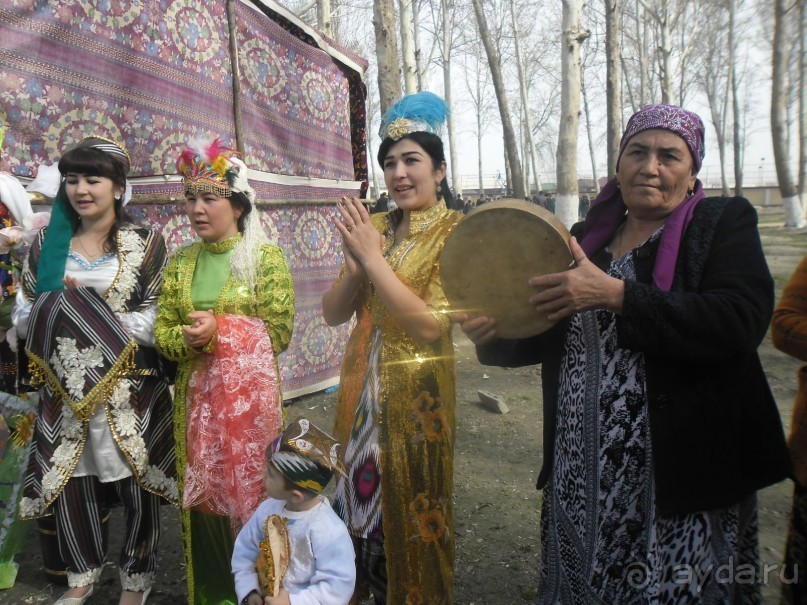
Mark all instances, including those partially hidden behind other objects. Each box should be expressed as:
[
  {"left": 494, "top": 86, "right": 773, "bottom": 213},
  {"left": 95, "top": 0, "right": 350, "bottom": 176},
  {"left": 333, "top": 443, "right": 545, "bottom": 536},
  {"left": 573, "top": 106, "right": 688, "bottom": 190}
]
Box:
[{"left": 34, "top": 192, "right": 73, "bottom": 296}]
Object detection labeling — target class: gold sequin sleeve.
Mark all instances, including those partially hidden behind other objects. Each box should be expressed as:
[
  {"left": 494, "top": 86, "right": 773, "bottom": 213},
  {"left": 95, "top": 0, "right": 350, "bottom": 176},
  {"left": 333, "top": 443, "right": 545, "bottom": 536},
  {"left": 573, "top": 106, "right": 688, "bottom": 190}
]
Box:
[
  {"left": 254, "top": 244, "right": 295, "bottom": 354},
  {"left": 423, "top": 262, "right": 452, "bottom": 336},
  {"left": 154, "top": 250, "right": 198, "bottom": 362}
]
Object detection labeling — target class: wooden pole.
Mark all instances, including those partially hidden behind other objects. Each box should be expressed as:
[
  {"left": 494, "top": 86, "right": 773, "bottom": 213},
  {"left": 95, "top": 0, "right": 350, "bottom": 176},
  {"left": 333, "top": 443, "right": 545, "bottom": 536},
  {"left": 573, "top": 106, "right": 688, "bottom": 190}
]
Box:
[{"left": 227, "top": 0, "right": 245, "bottom": 156}]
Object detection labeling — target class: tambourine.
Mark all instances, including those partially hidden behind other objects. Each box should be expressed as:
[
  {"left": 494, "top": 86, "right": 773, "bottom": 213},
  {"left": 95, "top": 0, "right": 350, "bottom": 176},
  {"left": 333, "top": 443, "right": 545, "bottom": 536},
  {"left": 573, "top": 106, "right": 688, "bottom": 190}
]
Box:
[{"left": 440, "top": 199, "right": 572, "bottom": 338}]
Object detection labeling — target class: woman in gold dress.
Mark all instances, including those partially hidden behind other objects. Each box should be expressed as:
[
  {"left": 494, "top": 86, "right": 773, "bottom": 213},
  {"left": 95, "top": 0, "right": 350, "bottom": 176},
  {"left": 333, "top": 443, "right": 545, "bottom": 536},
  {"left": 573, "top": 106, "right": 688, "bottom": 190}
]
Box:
[
  {"left": 155, "top": 139, "right": 295, "bottom": 605},
  {"left": 322, "top": 92, "right": 461, "bottom": 604}
]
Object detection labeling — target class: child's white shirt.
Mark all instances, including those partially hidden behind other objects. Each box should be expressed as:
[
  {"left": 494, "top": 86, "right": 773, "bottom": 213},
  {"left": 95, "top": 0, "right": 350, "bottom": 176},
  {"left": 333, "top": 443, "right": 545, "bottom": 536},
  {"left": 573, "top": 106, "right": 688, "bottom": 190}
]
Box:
[{"left": 232, "top": 495, "right": 355, "bottom": 605}]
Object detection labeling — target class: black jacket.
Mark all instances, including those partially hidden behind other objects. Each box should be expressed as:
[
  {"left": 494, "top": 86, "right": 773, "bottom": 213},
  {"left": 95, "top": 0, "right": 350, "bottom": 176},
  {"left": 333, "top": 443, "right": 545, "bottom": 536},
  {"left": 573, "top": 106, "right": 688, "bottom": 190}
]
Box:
[{"left": 477, "top": 196, "right": 791, "bottom": 516}]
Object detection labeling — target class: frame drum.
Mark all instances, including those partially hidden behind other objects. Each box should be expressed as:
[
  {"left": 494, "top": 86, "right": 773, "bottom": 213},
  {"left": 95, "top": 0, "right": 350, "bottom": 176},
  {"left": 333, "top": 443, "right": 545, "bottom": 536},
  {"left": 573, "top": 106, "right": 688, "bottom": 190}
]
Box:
[{"left": 440, "top": 199, "right": 572, "bottom": 339}]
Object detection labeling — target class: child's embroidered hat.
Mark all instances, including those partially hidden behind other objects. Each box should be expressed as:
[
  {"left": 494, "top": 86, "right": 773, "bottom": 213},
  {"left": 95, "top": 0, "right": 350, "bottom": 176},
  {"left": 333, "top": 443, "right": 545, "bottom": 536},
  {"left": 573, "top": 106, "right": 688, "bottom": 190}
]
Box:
[{"left": 270, "top": 418, "right": 346, "bottom": 494}]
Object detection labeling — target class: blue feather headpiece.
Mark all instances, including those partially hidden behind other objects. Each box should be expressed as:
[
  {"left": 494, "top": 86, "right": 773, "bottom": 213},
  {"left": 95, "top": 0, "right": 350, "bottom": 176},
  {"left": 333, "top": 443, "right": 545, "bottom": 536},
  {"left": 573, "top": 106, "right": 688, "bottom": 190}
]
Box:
[{"left": 379, "top": 91, "right": 451, "bottom": 141}]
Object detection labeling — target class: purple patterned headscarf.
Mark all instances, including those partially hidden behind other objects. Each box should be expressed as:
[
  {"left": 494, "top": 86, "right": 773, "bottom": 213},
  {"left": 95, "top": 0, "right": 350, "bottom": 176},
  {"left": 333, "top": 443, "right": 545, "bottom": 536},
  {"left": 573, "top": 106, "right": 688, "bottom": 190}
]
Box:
[
  {"left": 579, "top": 104, "right": 706, "bottom": 291},
  {"left": 619, "top": 104, "right": 705, "bottom": 172}
]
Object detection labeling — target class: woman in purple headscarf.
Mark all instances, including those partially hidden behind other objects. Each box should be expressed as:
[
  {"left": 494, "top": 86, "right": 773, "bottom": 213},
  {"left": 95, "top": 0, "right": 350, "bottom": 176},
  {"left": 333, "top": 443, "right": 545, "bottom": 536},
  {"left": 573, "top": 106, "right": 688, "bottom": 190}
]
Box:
[{"left": 457, "top": 105, "right": 790, "bottom": 603}]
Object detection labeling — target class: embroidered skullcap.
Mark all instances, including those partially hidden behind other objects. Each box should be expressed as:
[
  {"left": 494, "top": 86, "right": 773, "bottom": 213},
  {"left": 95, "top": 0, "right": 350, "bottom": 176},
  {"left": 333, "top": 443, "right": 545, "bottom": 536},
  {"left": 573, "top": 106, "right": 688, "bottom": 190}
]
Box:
[
  {"left": 176, "top": 138, "right": 255, "bottom": 203},
  {"left": 36, "top": 134, "right": 135, "bottom": 295},
  {"left": 379, "top": 91, "right": 450, "bottom": 141},
  {"left": 270, "top": 418, "right": 346, "bottom": 494},
  {"left": 618, "top": 104, "right": 706, "bottom": 173},
  {"left": 75, "top": 136, "right": 131, "bottom": 173}
]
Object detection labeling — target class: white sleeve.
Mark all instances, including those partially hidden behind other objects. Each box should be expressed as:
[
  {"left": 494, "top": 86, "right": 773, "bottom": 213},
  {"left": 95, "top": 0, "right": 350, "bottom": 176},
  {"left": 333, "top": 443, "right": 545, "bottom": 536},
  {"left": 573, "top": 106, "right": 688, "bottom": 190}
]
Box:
[
  {"left": 12, "top": 288, "right": 32, "bottom": 339},
  {"left": 116, "top": 305, "right": 157, "bottom": 347},
  {"left": 289, "top": 515, "right": 356, "bottom": 605},
  {"left": 232, "top": 502, "right": 269, "bottom": 603}
]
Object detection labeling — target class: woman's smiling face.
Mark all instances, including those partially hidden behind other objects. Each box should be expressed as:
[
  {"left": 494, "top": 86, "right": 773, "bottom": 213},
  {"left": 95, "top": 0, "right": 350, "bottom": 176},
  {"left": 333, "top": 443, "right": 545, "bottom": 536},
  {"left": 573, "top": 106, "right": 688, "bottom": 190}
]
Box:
[
  {"left": 383, "top": 138, "right": 446, "bottom": 212},
  {"left": 64, "top": 173, "right": 121, "bottom": 223}
]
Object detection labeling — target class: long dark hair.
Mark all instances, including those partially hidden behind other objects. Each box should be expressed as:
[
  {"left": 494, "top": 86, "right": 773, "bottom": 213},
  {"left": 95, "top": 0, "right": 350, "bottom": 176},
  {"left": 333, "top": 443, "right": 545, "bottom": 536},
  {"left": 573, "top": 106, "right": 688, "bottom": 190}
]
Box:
[
  {"left": 58, "top": 146, "right": 130, "bottom": 253},
  {"left": 377, "top": 131, "right": 455, "bottom": 210},
  {"left": 227, "top": 191, "right": 253, "bottom": 233}
]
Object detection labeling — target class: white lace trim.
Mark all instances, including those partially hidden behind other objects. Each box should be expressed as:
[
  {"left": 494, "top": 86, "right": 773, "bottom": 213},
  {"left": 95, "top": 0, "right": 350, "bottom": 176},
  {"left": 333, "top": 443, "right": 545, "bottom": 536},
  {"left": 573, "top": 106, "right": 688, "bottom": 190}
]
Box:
[
  {"left": 19, "top": 402, "right": 84, "bottom": 518},
  {"left": 106, "top": 229, "right": 145, "bottom": 314},
  {"left": 120, "top": 570, "right": 154, "bottom": 592},
  {"left": 49, "top": 338, "right": 104, "bottom": 400},
  {"left": 108, "top": 379, "right": 178, "bottom": 502},
  {"left": 19, "top": 378, "right": 177, "bottom": 520},
  {"left": 67, "top": 567, "right": 102, "bottom": 587}
]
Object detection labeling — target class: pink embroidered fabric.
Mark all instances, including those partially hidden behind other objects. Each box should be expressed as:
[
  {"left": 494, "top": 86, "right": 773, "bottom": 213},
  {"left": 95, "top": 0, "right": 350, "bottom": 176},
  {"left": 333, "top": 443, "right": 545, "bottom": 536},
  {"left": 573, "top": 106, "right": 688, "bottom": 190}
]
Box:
[{"left": 184, "top": 315, "right": 283, "bottom": 525}]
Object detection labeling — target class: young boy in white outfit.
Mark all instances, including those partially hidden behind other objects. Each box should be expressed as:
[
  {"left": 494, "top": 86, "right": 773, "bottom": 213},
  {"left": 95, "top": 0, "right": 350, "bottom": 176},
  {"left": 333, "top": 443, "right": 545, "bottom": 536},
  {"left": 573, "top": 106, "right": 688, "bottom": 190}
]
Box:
[{"left": 232, "top": 418, "right": 355, "bottom": 605}]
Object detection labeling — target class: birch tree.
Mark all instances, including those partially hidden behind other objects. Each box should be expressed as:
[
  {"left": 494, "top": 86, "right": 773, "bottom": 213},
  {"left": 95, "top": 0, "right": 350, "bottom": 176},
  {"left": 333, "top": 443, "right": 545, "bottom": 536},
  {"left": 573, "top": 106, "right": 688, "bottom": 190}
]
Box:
[
  {"left": 472, "top": 0, "right": 525, "bottom": 198},
  {"left": 604, "top": 0, "right": 622, "bottom": 177},
  {"left": 463, "top": 37, "right": 496, "bottom": 196},
  {"left": 510, "top": 0, "right": 541, "bottom": 194},
  {"left": 698, "top": 0, "right": 731, "bottom": 194},
  {"left": 441, "top": 0, "right": 461, "bottom": 196},
  {"left": 374, "top": 0, "right": 402, "bottom": 115},
  {"left": 772, "top": 0, "right": 803, "bottom": 227},
  {"left": 729, "top": 0, "right": 743, "bottom": 196},
  {"left": 799, "top": 0, "right": 807, "bottom": 209},
  {"left": 556, "top": 0, "right": 589, "bottom": 227},
  {"left": 400, "top": 0, "right": 418, "bottom": 93}
]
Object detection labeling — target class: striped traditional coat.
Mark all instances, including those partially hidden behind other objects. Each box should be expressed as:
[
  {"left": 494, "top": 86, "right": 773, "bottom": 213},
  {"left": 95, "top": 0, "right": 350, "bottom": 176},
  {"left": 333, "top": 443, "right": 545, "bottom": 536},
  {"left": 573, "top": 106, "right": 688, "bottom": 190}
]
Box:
[{"left": 18, "top": 225, "right": 178, "bottom": 519}]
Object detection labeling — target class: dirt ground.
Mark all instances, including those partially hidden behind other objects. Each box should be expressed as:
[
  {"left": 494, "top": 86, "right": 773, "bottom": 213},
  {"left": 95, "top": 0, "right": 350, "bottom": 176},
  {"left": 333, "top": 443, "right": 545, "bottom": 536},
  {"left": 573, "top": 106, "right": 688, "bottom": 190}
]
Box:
[{"left": 2, "top": 216, "right": 806, "bottom": 605}]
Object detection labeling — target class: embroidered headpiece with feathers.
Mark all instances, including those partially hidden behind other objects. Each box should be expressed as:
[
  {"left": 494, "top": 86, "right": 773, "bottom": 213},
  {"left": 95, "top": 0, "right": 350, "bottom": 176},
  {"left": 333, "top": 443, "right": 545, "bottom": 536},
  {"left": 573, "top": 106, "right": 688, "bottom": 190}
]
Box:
[
  {"left": 177, "top": 138, "right": 255, "bottom": 203},
  {"left": 177, "top": 138, "right": 267, "bottom": 288},
  {"left": 378, "top": 91, "right": 451, "bottom": 141}
]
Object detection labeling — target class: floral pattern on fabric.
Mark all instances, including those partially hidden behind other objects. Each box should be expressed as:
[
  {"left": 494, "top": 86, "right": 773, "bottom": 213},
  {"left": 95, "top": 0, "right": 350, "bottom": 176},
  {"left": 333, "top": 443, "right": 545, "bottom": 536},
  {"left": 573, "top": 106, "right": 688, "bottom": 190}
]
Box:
[
  {"left": 183, "top": 315, "right": 283, "bottom": 526},
  {"left": 18, "top": 227, "right": 177, "bottom": 519}
]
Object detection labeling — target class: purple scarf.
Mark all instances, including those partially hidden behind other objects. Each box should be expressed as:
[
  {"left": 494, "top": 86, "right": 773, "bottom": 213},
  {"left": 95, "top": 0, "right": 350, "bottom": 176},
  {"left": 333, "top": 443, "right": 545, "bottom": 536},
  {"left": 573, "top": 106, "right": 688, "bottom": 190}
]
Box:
[{"left": 580, "top": 178, "right": 705, "bottom": 291}]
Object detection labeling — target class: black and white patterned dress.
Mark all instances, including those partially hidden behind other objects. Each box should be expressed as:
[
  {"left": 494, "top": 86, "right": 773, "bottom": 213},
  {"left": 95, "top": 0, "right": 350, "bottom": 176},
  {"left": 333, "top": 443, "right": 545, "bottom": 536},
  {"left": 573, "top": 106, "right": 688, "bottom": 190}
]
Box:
[{"left": 538, "top": 239, "right": 760, "bottom": 605}]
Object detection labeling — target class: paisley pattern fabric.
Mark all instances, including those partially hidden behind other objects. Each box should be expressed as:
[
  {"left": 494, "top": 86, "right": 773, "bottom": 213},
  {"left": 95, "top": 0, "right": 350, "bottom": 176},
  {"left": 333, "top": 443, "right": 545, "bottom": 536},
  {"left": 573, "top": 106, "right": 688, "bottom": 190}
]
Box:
[
  {"left": 539, "top": 245, "right": 760, "bottom": 605},
  {"left": 332, "top": 202, "right": 461, "bottom": 604}
]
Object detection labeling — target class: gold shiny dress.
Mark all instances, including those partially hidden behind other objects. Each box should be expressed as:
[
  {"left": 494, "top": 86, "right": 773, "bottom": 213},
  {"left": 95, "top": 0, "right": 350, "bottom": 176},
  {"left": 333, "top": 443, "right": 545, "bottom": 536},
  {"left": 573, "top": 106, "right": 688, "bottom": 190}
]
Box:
[
  {"left": 154, "top": 234, "right": 295, "bottom": 605},
  {"left": 332, "top": 200, "right": 460, "bottom": 604}
]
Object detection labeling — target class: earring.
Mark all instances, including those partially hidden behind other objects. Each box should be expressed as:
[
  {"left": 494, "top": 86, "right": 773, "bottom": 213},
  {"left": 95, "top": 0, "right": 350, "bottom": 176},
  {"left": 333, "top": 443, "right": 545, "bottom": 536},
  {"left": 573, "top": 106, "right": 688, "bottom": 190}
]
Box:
[
  {"left": 687, "top": 187, "right": 694, "bottom": 198},
  {"left": 436, "top": 184, "right": 442, "bottom": 194}
]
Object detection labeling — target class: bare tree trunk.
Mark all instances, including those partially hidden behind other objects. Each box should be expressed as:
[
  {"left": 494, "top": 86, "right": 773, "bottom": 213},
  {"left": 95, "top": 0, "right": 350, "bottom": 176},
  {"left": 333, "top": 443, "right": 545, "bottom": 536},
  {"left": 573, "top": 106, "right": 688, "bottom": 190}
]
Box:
[
  {"left": 504, "top": 135, "right": 512, "bottom": 195},
  {"left": 556, "top": 0, "right": 588, "bottom": 227},
  {"left": 699, "top": 2, "right": 730, "bottom": 196},
  {"left": 637, "top": 0, "right": 648, "bottom": 106},
  {"left": 442, "top": 0, "right": 461, "bottom": 197},
  {"left": 413, "top": 0, "right": 424, "bottom": 91},
  {"left": 368, "top": 134, "right": 381, "bottom": 197},
  {"left": 317, "top": 0, "right": 332, "bottom": 36},
  {"left": 374, "top": 0, "right": 402, "bottom": 115},
  {"left": 520, "top": 109, "right": 529, "bottom": 196},
  {"left": 605, "top": 0, "right": 622, "bottom": 178},
  {"left": 472, "top": 0, "right": 525, "bottom": 198},
  {"left": 510, "top": 0, "right": 541, "bottom": 195},
  {"left": 621, "top": 54, "right": 637, "bottom": 112},
  {"left": 638, "top": 0, "right": 672, "bottom": 104},
  {"left": 800, "top": 0, "right": 807, "bottom": 211},
  {"left": 476, "top": 53, "right": 485, "bottom": 196},
  {"left": 581, "top": 77, "right": 600, "bottom": 194},
  {"left": 400, "top": 0, "right": 417, "bottom": 93},
  {"left": 729, "top": 0, "right": 743, "bottom": 196},
  {"left": 772, "top": 0, "right": 803, "bottom": 227}
]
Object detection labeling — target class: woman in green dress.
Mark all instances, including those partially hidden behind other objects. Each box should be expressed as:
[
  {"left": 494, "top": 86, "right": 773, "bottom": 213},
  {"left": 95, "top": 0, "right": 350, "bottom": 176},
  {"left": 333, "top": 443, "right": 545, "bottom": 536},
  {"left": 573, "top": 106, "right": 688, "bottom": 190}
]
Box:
[{"left": 155, "top": 139, "right": 295, "bottom": 605}]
